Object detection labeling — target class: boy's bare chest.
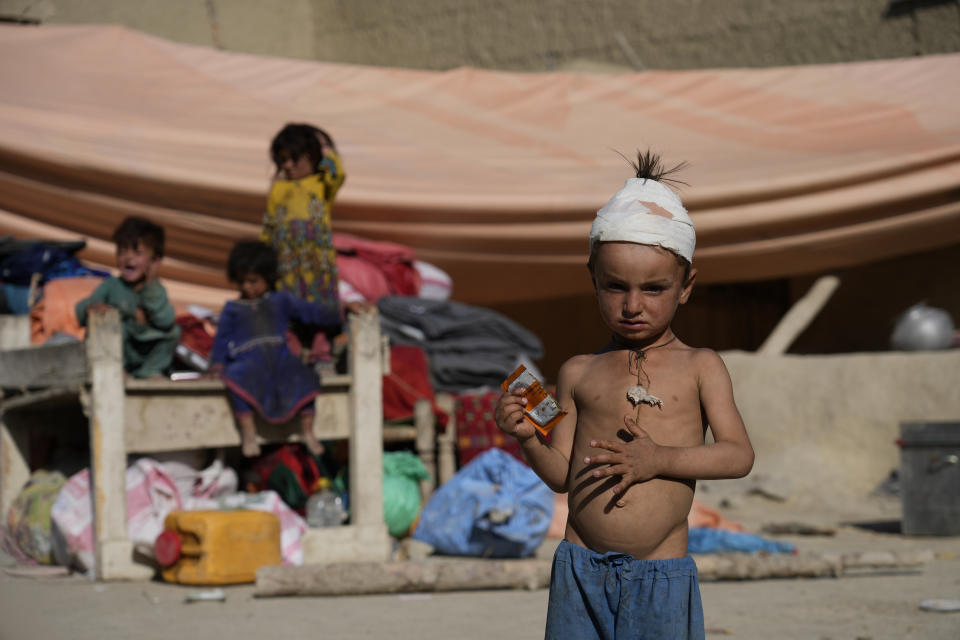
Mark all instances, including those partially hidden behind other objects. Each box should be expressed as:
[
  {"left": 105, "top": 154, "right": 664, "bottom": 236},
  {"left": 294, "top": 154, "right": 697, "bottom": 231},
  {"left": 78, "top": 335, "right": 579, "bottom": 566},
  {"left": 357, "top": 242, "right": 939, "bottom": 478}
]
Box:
[{"left": 573, "top": 353, "right": 702, "bottom": 444}]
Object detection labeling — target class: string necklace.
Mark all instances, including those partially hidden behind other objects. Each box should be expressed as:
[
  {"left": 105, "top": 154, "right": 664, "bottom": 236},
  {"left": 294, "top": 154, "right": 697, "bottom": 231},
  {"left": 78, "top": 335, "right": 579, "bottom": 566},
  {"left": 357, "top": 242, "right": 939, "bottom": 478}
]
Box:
[
  {"left": 631, "top": 335, "right": 676, "bottom": 362},
  {"left": 626, "top": 335, "right": 676, "bottom": 415}
]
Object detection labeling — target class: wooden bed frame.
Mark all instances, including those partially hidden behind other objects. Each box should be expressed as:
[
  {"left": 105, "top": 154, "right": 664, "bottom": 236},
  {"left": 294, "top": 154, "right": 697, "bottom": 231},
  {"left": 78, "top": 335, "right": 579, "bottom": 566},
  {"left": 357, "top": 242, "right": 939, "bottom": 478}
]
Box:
[{"left": 0, "top": 310, "right": 456, "bottom": 580}]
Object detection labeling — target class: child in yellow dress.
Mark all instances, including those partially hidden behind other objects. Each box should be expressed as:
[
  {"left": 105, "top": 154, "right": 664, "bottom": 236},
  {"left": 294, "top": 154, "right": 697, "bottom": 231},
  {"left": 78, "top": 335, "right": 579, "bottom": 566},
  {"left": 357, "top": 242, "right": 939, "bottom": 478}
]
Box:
[
  {"left": 262, "top": 123, "right": 346, "bottom": 314},
  {"left": 262, "top": 124, "right": 367, "bottom": 361}
]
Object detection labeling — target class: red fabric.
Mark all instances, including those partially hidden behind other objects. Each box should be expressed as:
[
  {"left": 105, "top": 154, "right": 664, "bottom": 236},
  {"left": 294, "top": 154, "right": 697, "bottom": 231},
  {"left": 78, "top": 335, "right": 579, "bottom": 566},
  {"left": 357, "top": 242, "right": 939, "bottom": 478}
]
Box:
[
  {"left": 249, "top": 445, "right": 321, "bottom": 513},
  {"left": 336, "top": 253, "right": 392, "bottom": 302},
  {"left": 382, "top": 345, "right": 449, "bottom": 429},
  {"left": 455, "top": 391, "right": 525, "bottom": 467},
  {"left": 334, "top": 233, "right": 421, "bottom": 301},
  {"left": 175, "top": 314, "right": 213, "bottom": 358}
]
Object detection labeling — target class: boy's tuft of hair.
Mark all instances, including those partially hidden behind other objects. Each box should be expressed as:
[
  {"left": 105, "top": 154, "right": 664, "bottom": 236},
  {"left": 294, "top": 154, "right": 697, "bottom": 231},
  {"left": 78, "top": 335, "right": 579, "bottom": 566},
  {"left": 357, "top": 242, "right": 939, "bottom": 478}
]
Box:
[
  {"left": 624, "top": 149, "right": 689, "bottom": 188},
  {"left": 227, "top": 241, "right": 278, "bottom": 287},
  {"left": 588, "top": 149, "right": 692, "bottom": 279},
  {"left": 112, "top": 216, "right": 165, "bottom": 258}
]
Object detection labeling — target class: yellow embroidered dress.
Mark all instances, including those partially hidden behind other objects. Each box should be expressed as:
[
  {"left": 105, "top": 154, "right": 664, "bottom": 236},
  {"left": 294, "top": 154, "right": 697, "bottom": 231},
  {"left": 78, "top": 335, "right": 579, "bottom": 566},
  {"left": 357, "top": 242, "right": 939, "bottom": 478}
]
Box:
[{"left": 261, "top": 150, "right": 345, "bottom": 320}]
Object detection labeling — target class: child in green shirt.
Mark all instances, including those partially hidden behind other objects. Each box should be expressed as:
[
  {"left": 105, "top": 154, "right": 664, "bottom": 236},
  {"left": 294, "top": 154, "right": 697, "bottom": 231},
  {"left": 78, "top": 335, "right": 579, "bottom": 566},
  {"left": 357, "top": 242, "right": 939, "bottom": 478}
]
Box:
[{"left": 75, "top": 217, "right": 180, "bottom": 378}]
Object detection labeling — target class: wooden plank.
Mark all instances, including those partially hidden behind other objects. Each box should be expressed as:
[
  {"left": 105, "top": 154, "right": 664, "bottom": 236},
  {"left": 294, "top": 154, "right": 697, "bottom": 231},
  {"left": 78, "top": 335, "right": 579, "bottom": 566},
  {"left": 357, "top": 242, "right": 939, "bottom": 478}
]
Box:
[
  {"left": 299, "top": 523, "right": 401, "bottom": 565},
  {"left": 0, "top": 412, "right": 30, "bottom": 521},
  {"left": 125, "top": 393, "right": 237, "bottom": 452},
  {"left": 256, "top": 558, "right": 551, "bottom": 596},
  {"left": 347, "top": 312, "right": 386, "bottom": 531},
  {"left": 0, "top": 315, "right": 30, "bottom": 350},
  {"left": 313, "top": 393, "right": 351, "bottom": 440},
  {"left": 86, "top": 310, "right": 150, "bottom": 580},
  {"left": 256, "top": 549, "right": 937, "bottom": 597},
  {"left": 1, "top": 387, "right": 82, "bottom": 411},
  {"left": 125, "top": 379, "right": 227, "bottom": 392},
  {"left": 435, "top": 393, "right": 457, "bottom": 487},
  {"left": 414, "top": 398, "right": 435, "bottom": 498},
  {"left": 0, "top": 341, "right": 87, "bottom": 388},
  {"left": 296, "top": 313, "right": 391, "bottom": 564},
  {"left": 320, "top": 373, "right": 352, "bottom": 389},
  {"left": 694, "top": 549, "right": 934, "bottom": 581},
  {"left": 125, "top": 373, "right": 352, "bottom": 393},
  {"left": 124, "top": 391, "right": 351, "bottom": 452},
  {"left": 383, "top": 425, "right": 418, "bottom": 442},
  {"left": 758, "top": 275, "right": 840, "bottom": 355},
  {"left": 299, "top": 311, "right": 390, "bottom": 565}
]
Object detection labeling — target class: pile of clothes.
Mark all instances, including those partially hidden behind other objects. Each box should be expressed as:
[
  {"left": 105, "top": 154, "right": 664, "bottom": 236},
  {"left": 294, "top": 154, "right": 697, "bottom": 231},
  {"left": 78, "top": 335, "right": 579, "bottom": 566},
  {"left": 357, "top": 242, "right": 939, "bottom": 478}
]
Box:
[
  {"left": 378, "top": 296, "right": 543, "bottom": 393},
  {"left": 376, "top": 295, "right": 546, "bottom": 468},
  {"left": 0, "top": 237, "right": 108, "bottom": 315},
  {"left": 0, "top": 238, "right": 108, "bottom": 346}
]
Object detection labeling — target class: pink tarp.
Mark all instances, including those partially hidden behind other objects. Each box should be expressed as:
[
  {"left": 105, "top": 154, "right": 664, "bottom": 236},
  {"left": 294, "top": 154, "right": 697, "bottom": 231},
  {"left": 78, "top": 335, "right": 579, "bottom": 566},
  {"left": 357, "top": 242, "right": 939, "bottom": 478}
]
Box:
[{"left": 1, "top": 24, "right": 959, "bottom": 307}]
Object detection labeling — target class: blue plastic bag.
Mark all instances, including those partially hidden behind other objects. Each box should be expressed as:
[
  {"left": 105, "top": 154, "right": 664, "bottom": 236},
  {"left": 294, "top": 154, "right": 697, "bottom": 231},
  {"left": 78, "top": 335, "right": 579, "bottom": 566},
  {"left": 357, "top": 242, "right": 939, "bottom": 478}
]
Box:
[
  {"left": 688, "top": 527, "right": 796, "bottom": 554},
  {"left": 412, "top": 448, "right": 554, "bottom": 558}
]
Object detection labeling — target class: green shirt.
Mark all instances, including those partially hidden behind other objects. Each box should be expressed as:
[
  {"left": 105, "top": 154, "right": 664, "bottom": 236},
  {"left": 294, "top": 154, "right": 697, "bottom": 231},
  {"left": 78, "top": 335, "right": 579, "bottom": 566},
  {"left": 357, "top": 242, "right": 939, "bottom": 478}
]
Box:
[{"left": 75, "top": 277, "right": 180, "bottom": 378}]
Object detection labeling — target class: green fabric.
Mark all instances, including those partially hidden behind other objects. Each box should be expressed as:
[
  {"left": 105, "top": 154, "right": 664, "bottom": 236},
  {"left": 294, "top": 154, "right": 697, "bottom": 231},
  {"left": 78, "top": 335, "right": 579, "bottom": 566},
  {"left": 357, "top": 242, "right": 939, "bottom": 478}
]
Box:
[
  {"left": 266, "top": 465, "right": 309, "bottom": 511},
  {"left": 382, "top": 451, "right": 431, "bottom": 538},
  {"left": 75, "top": 277, "right": 180, "bottom": 378}
]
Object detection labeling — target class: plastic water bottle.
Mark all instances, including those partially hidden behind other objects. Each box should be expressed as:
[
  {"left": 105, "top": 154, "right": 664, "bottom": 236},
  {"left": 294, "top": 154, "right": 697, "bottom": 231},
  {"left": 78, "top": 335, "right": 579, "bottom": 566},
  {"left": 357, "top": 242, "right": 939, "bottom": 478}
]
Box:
[{"left": 305, "top": 478, "right": 347, "bottom": 527}]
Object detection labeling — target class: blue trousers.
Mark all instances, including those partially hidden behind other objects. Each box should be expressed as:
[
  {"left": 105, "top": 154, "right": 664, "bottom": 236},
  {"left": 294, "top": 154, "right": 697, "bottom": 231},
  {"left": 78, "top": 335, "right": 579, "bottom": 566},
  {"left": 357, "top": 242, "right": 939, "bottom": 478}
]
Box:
[{"left": 545, "top": 540, "right": 705, "bottom": 640}]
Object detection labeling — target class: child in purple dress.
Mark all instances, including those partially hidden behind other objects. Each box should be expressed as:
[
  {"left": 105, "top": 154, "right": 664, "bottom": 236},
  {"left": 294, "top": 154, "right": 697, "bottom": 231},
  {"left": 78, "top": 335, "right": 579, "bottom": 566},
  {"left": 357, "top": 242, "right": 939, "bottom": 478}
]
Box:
[{"left": 210, "top": 241, "right": 342, "bottom": 457}]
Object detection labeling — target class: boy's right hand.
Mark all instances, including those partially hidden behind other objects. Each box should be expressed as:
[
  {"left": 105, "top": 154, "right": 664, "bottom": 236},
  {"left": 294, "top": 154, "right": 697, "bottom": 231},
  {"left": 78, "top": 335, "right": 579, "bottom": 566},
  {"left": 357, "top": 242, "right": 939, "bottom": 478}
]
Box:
[
  {"left": 494, "top": 388, "right": 537, "bottom": 442},
  {"left": 145, "top": 258, "right": 160, "bottom": 284}
]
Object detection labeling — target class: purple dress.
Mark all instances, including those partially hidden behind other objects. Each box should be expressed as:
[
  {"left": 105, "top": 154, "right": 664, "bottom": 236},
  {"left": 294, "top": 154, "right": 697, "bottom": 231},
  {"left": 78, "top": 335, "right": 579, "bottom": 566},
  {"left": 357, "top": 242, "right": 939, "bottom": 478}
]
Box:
[{"left": 211, "top": 291, "right": 341, "bottom": 422}]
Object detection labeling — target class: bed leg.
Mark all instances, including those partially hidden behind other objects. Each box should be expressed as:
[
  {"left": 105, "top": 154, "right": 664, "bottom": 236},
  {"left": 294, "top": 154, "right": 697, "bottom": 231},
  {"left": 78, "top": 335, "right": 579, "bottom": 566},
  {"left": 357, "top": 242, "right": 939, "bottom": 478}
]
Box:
[{"left": 85, "top": 310, "right": 151, "bottom": 580}]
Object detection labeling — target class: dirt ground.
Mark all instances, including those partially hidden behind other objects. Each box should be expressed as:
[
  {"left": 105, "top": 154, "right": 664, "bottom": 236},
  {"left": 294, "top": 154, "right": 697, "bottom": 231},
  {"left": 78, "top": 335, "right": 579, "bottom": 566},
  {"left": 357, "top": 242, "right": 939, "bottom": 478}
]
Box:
[{"left": 2, "top": 490, "right": 958, "bottom": 640}]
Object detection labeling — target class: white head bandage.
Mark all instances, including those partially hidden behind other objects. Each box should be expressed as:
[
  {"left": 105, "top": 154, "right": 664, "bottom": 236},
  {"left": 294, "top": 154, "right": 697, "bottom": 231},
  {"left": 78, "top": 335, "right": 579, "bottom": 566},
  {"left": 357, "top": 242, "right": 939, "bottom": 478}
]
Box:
[{"left": 589, "top": 178, "right": 695, "bottom": 263}]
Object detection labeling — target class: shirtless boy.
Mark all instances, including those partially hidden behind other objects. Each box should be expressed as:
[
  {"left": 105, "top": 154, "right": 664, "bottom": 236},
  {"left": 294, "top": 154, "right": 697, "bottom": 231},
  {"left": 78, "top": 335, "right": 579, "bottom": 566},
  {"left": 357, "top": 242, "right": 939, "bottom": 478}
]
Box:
[{"left": 495, "top": 152, "right": 754, "bottom": 640}]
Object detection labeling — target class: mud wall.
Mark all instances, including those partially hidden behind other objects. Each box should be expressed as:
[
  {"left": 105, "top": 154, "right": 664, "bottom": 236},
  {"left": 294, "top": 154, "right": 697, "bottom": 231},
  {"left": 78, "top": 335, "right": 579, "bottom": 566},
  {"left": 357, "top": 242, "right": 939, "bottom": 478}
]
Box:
[
  {"left": 719, "top": 349, "right": 960, "bottom": 503},
  {"left": 4, "top": 0, "right": 959, "bottom": 70}
]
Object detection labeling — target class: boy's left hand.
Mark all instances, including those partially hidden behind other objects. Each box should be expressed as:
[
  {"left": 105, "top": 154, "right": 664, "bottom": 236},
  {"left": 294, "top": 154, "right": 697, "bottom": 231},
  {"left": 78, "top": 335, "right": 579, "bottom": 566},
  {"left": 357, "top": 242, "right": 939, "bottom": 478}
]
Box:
[{"left": 584, "top": 415, "right": 662, "bottom": 499}]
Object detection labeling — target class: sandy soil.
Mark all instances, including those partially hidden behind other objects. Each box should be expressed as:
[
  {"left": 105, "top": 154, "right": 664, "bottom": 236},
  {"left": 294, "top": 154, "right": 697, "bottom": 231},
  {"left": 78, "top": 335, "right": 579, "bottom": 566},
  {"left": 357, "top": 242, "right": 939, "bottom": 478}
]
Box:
[
  {"left": 696, "top": 494, "right": 960, "bottom": 640},
  {"left": 2, "top": 491, "right": 958, "bottom": 640}
]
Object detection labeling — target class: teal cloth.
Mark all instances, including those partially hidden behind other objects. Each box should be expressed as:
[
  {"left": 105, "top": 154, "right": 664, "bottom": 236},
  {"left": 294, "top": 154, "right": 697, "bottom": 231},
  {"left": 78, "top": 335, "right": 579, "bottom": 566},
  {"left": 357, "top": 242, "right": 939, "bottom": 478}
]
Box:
[
  {"left": 75, "top": 277, "right": 180, "bottom": 378},
  {"left": 382, "top": 451, "right": 430, "bottom": 537}
]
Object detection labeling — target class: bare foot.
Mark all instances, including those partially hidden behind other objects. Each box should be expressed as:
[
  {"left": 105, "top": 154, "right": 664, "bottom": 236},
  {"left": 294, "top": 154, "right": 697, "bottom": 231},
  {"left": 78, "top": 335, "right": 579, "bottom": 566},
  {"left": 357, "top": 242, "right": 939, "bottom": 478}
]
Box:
[
  {"left": 238, "top": 414, "right": 261, "bottom": 457},
  {"left": 300, "top": 413, "right": 324, "bottom": 456},
  {"left": 301, "top": 431, "right": 324, "bottom": 457},
  {"left": 241, "top": 438, "right": 261, "bottom": 458}
]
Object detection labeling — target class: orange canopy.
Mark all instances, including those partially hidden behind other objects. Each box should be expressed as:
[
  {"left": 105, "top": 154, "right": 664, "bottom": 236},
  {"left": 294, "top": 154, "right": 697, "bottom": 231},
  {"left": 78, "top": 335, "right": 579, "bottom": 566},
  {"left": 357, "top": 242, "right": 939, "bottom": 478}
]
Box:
[{"left": 1, "top": 24, "right": 959, "bottom": 308}]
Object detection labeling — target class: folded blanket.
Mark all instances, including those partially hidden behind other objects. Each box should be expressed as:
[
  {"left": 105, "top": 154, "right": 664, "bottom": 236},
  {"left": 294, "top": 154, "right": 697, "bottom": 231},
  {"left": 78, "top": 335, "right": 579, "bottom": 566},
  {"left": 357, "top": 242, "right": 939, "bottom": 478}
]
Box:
[{"left": 378, "top": 296, "right": 543, "bottom": 392}]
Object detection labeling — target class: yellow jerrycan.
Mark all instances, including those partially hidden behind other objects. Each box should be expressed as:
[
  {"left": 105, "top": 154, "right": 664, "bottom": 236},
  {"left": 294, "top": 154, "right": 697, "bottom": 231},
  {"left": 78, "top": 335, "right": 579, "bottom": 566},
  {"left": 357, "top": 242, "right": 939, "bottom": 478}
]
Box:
[{"left": 155, "top": 510, "right": 282, "bottom": 585}]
